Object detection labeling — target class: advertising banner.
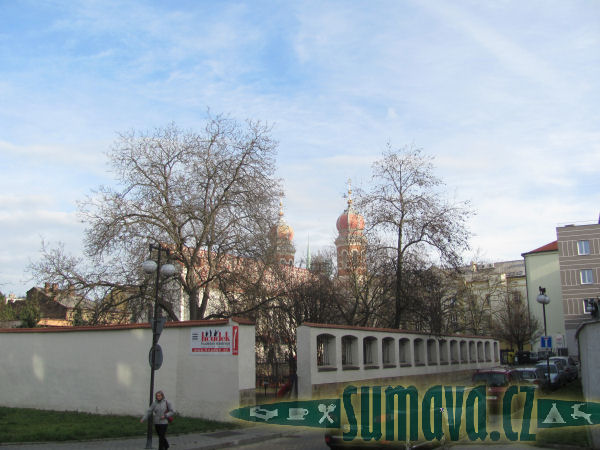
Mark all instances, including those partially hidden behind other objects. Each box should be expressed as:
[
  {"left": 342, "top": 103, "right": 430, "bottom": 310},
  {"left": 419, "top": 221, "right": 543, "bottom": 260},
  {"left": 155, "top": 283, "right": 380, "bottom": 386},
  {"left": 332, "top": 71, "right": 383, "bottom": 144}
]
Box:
[{"left": 190, "top": 325, "right": 239, "bottom": 355}]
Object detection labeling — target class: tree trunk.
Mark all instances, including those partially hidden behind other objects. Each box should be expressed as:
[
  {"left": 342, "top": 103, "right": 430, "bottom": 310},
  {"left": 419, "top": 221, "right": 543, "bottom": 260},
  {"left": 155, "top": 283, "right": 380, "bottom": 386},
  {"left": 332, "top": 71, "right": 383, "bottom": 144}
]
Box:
[
  {"left": 188, "top": 288, "right": 201, "bottom": 320},
  {"left": 394, "top": 228, "right": 403, "bottom": 329},
  {"left": 198, "top": 286, "right": 211, "bottom": 320}
]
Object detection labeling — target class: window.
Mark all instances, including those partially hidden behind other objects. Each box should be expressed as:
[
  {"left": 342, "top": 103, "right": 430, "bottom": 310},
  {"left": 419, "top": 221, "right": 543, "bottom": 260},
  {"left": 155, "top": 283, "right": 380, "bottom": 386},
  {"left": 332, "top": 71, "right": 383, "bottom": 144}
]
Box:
[
  {"left": 583, "top": 299, "right": 598, "bottom": 315},
  {"left": 414, "top": 339, "right": 425, "bottom": 365},
  {"left": 342, "top": 336, "right": 358, "bottom": 367},
  {"left": 427, "top": 339, "right": 438, "bottom": 365},
  {"left": 450, "top": 340, "right": 459, "bottom": 363},
  {"left": 399, "top": 338, "right": 411, "bottom": 365},
  {"left": 580, "top": 269, "right": 594, "bottom": 284},
  {"left": 578, "top": 240, "right": 590, "bottom": 255},
  {"left": 382, "top": 338, "right": 395, "bottom": 365},
  {"left": 341, "top": 250, "right": 348, "bottom": 268},
  {"left": 363, "top": 337, "right": 378, "bottom": 365},
  {"left": 317, "top": 334, "right": 335, "bottom": 366}
]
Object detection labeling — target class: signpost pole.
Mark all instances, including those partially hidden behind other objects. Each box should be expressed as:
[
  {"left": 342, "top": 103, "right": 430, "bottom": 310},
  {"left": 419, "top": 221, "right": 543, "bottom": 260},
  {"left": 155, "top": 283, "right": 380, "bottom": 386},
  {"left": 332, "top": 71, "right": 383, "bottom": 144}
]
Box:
[
  {"left": 142, "top": 245, "right": 174, "bottom": 449},
  {"left": 145, "top": 247, "right": 161, "bottom": 449},
  {"left": 537, "top": 287, "right": 551, "bottom": 390},
  {"left": 542, "top": 302, "right": 551, "bottom": 387}
]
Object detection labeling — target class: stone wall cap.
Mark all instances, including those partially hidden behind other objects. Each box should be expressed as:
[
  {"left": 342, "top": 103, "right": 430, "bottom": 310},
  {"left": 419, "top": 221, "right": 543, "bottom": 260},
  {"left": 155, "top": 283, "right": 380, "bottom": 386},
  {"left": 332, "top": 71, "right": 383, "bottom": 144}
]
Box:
[{"left": 0, "top": 317, "right": 253, "bottom": 333}]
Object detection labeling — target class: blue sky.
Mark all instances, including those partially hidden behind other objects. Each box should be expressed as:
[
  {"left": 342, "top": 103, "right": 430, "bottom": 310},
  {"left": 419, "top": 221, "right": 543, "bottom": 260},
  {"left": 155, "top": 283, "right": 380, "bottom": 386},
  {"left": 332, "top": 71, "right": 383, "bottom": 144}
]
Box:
[{"left": 1, "top": 0, "right": 599, "bottom": 295}]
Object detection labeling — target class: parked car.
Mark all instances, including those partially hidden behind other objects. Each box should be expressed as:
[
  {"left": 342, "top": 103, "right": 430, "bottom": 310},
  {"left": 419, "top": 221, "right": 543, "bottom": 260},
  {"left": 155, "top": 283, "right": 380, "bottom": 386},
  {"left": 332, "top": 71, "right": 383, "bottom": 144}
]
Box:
[
  {"left": 537, "top": 350, "right": 555, "bottom": 360},
  {"left": 514, "top": 367, "right": 547, "bottom": 390},
  {"left": 550, "top": 356, "right": 578, "bottom": 381},
  {"left": 536, "top": 361, "right": 567, "bottom": 388},
  {"left": 516, "top": 351, "right": 535, "bottom": 365},
  {"left": 472, "top": 368, "right": 521, "bottom": 415},
  {"left": 548, "top": 358, "right": 572, "bottom": 384}
]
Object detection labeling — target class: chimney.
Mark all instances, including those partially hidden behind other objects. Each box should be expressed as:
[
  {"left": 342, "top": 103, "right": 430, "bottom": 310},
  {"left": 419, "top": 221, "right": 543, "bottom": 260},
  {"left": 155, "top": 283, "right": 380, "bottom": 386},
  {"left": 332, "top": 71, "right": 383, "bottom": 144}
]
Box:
[
  {"left": 52, "top": 283, "right": 58, "bottom": 292},
  {"left": 44, "top": 282, "right": 51, "bottom": 292}
]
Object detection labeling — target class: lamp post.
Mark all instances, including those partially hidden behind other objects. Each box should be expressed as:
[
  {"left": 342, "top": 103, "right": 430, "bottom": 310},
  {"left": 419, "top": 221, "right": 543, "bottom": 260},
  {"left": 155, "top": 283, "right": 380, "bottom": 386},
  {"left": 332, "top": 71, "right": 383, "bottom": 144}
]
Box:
[
  {"left": 142, "top": 244, "right": 176, "bottom": 449},
  {"left": 536, "top": 286, "right": 551, "bottom": 388}
]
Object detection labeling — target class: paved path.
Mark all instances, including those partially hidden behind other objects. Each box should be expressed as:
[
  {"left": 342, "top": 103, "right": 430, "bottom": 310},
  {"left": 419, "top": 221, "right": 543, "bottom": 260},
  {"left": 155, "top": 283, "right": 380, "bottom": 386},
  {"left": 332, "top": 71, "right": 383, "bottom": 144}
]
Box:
[{"left": 0, "top": 425, "right": 576, "bottom": 450}]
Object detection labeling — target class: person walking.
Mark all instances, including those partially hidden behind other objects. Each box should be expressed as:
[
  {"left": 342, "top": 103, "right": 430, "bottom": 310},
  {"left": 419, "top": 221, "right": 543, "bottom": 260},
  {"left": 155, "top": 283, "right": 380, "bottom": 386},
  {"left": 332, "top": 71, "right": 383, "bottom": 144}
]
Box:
[{"left": 140, "top": 390, "right": 175, "bottom": 450}]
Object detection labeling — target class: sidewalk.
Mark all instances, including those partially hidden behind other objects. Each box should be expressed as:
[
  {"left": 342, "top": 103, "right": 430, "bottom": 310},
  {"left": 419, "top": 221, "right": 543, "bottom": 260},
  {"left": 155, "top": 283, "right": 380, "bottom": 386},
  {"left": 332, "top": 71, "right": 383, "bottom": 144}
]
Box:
[
  {"left": 0, "top": 424, "right": 293, "bottom": 450},
  {"left": 0, "top": 426, "right": 582, "bottom": 450}
]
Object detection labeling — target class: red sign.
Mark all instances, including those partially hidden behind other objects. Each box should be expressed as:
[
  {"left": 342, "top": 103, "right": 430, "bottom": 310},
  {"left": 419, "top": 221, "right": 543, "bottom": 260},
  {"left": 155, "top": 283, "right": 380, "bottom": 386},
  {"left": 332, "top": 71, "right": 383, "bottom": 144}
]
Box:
[
  {"left": 190, "top": 326, "right": 239, "bottom": 356},
  {"left": 232, "top": 326, "right": 239, "bottom": 355}
]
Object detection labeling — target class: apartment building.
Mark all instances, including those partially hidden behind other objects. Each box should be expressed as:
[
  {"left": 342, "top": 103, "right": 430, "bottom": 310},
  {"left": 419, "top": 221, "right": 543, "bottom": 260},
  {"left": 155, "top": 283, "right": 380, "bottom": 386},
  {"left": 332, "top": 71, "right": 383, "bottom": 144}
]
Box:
[{"left": 556, "top": 222, "right": 600, "bottom": 354}]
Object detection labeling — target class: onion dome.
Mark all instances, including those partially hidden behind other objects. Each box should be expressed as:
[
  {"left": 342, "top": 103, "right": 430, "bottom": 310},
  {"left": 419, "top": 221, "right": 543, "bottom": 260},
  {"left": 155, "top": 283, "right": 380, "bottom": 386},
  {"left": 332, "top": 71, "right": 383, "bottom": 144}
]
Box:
[
  {"left": 271, "top": 202, "right": 294, "bottom": 242},
  {"left": 336, "top": 185, "right": 364, "bottom": 233}
]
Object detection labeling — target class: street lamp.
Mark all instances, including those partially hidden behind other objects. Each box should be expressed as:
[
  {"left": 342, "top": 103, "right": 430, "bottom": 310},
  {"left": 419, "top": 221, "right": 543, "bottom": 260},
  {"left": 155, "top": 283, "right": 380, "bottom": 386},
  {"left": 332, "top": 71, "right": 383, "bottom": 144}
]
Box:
[
  {"left": 142, "top": 244, "right": 176, "bottom": 449},
  {"left": 536, "top": 286, "right": 551, "bottom": 388}
]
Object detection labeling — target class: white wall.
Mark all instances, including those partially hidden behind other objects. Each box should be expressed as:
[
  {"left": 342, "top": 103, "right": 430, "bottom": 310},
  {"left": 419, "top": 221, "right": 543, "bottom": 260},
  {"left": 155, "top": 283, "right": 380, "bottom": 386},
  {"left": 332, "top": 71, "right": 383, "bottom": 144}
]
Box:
[
  {"left": 523, "top": 250, "right": 567, "bottom": 354},
  {"left": 297, "top": 323, "right": 500, "bottom": 398},
  {"left": 0, "top": 319, "right": 254, "bottom": 421},
  {"left": 576, "top": 321, "right": 600, "bottom": 448}
]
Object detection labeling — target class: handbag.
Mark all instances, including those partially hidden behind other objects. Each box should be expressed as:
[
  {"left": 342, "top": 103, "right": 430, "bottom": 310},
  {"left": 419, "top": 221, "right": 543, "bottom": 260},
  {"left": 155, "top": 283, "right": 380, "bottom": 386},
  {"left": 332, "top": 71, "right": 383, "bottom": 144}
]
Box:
[{"left": 166, "top": 401, "right": 174, "bottom": 423}]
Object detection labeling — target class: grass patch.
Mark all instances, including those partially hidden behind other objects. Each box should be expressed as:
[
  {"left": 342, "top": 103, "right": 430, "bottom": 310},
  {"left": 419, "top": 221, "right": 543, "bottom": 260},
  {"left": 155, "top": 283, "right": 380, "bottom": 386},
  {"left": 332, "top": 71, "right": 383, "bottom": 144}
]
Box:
[{"left": 0, "top": 407, "right": 239, "bottom": 443}]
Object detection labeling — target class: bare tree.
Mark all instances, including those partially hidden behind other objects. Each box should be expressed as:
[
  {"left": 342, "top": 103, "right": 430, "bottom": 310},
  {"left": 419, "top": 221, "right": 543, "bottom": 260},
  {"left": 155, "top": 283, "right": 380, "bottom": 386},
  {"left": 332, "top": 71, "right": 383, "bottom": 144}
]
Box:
[
  {"left": 492, "top": 291, "right": 541, "bottom": 351},
  {"left": 31, "top": 115, "right": 281, "bottom": 321},
  {"left": 28, "top": 241, "right": 153, "bottom": 324},
  {"left": 356, "top": 145, "right": 472, "bottom": 328},
  {"left": 403, "top": 264, "right": 465, "bottom": 335},
  {"left": 333, "top": 241, "right": 395, "bottom": 328}
]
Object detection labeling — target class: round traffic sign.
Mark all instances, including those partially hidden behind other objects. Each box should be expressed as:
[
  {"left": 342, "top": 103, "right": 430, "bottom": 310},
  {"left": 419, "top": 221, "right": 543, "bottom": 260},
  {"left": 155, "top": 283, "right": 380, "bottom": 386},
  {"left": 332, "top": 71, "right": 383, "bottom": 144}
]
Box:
[{"left": 149, "top": 344, "right": 163, "bottom": 370}]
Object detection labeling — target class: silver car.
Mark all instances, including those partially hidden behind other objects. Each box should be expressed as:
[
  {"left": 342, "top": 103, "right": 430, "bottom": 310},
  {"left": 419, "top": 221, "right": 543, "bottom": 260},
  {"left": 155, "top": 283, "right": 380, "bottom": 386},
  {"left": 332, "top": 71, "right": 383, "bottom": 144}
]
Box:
[
  {"left": 550, "top": 356, "right": 578, "bottom": 381},
  {"left": 514, "top": 367, "right": 546, "bottom": 390},
  {"left": 536, "top": 361, "right": 567, "bottom": 388}
]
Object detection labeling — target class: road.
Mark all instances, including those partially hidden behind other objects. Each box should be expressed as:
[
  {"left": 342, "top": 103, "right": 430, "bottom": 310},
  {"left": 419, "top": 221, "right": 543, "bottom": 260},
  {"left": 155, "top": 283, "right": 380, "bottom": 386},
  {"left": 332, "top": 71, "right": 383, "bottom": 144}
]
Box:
[{"left": 235, "top": 428, "right": 329, "bottom": 449}]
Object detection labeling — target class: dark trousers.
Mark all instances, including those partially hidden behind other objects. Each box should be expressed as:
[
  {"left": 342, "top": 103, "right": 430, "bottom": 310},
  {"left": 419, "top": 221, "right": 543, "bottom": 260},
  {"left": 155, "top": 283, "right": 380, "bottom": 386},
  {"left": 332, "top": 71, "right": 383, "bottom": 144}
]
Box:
[{"left": 155, "top": 424, "right": 169, "bottom": 450}]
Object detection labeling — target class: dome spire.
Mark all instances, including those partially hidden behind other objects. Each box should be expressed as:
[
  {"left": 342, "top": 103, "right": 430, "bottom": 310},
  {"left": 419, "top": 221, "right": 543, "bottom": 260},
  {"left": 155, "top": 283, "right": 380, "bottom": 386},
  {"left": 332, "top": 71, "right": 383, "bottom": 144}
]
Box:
[
  {"left": 347, "top": 178, "right": 353, "bottom": 209},
  {"left": 270, "top": 195, "right": 295, "bottom": 266},
  {"left": 335, "top": 180, "right": 366, "bottom": 277}
]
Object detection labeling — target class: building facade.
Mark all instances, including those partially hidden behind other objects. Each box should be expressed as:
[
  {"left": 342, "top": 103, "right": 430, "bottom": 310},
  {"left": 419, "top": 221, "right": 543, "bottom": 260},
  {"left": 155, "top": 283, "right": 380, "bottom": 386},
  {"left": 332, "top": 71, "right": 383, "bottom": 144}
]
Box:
[
  {"left": 522, "top": 241, "right": 567, "bottom": 354},
  {"left": 556, "top": 222, "right": 600, "bottom": 355},
  {"left": 459, "top": 260, "right": 528, "bottom": 353}
]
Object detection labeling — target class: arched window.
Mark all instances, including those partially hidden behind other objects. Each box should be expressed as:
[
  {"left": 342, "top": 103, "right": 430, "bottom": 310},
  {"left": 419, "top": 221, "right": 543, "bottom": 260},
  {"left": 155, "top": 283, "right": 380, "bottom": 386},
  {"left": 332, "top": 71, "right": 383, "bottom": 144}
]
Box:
[
  {"left": 399, "top": 338, "right": 411, "bottom": 366},
  {"left": 414, "top": 339, "right": 425, "bottom": 365},
  {"left": 317, "top": 334, "right": 336, "bottom": 367},
  {"left": 341, "top": 250, "right": 348, "bottom": 268},
  {"left": 351, "top": 250, "right": 359, "bottom": 266},
  {"left": 427, "top": 339, "right": 438, "bottom": 365},
  {"left": 382, "top": 338, "right": 395, "bottom": 366},
  {"left": 342, "top": 335, "right": 358, "bottom": 368},
  {"left": 363, "top": 336, "right": 378, "bottom": 367}
]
